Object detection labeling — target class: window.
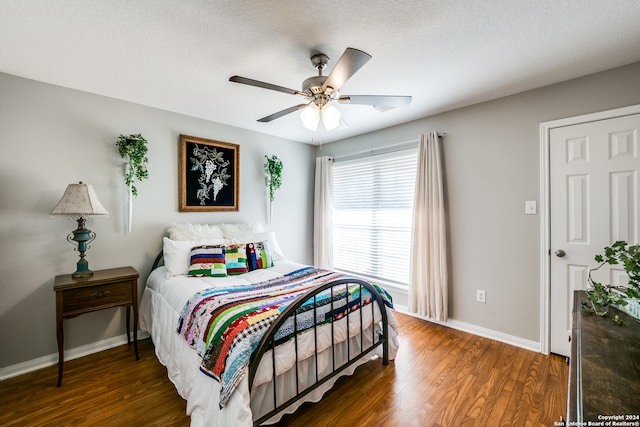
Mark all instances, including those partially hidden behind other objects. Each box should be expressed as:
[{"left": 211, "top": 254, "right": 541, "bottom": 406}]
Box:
[{"left": 331, "top": 148, "right": 417, "bottom": 288}]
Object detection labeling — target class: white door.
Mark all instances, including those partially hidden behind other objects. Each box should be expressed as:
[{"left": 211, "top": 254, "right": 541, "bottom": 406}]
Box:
[{"left": 549, "top": 113, "right": 640, "bottom": 356}]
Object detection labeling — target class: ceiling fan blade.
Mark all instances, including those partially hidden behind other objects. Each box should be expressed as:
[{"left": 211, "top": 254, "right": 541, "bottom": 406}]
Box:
[
  {"left": 257, "top": 104, "right": 309, "bottom": 122},
  {"left": 322, "top": 48, "right": 371, "bottom": 92},
  {"left": 338, "top": 95, "right": 412, "bottom": 111},
  {"left": 229, "top": 76, "right": 306, "bottom": 97}
]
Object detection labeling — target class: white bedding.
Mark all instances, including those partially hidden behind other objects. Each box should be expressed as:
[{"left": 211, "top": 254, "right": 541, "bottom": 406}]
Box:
[{"left": 139, "top": 260, "right": 399, "bottom": 426}]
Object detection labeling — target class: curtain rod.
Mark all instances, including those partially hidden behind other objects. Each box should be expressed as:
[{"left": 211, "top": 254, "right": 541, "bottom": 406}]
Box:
[{"left": 331, "top": 132, "right": 446, "bottom": 161}]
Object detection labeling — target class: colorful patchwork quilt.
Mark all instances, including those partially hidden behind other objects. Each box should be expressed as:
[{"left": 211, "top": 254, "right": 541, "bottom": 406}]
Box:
[{"left": 177, "top": 267, "right": 393, "bottom": 407}]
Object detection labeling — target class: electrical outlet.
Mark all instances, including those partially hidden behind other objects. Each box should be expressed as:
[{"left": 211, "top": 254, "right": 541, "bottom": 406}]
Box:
[{"left": 476, "top": 289, "right": 486, "bottom": 303}]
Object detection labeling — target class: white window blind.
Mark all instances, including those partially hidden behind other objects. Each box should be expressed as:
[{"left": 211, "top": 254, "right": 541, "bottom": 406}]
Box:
[{"left": 331, "top": 148, "right": 417, "bottom": 287}]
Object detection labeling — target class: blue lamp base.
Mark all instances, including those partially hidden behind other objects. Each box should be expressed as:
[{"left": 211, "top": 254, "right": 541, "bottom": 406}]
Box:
[{"left": 68, "top": 217, "right": 96, "bottom": 279}]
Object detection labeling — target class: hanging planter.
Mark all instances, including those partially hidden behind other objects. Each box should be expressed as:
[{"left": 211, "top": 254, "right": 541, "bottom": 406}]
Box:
[
  {"left": 264, "top": 155, "right": 283, "bottom": 224},
  {"left": 116, "top": 133, "right": 149, "bottom": 233}
]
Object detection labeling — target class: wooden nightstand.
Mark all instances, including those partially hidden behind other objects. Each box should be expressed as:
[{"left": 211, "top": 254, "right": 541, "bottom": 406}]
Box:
[{"left": 54, "top": 266, "right": 139, "bottom": 386}]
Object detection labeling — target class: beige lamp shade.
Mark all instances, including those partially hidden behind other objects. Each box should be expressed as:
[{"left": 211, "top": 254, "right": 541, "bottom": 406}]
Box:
[{"left": 50, "top": 182, "right": 109, "bottom": 217}]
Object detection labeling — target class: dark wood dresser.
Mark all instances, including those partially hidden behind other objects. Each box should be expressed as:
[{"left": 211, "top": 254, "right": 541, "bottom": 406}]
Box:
[{"left": 568, "top": 291, "right": 640, "bottom": 423}]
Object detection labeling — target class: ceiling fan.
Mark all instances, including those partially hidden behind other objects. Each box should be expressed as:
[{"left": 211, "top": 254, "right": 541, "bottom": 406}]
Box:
[{"left": 229, "top": 47, "right": 412, "bottom": 131}]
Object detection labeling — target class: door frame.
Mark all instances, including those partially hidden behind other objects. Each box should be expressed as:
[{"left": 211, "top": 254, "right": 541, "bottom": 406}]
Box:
[{"left": 539, "top": 103, "right": 640, "bottom": 354}]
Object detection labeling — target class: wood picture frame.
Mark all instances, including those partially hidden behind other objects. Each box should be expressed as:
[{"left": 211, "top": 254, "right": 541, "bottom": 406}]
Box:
[{"left": 179, "top": 134, "right": 239, "bottom": 212}]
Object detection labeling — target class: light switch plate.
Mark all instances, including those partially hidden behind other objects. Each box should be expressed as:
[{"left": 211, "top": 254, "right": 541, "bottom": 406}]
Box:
[{"left": 525, "top": 200, "right": 537, "bottom": 215}]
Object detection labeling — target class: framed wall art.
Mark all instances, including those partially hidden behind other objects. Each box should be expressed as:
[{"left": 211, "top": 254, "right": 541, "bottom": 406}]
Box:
[{"left": 179, "top": 134, "right": 239, "bottom": 212}]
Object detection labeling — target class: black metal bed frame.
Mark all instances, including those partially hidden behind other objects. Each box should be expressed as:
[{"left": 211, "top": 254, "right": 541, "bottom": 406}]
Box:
[
  {"left": 150, "top": 252, "right": 391, "bottom": 426},
  {"left": 248, "top": 277, "right": 390, "bottom": 426}
]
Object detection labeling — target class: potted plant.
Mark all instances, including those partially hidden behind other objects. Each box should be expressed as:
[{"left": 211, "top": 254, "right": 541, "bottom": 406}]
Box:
[
  {"left": 116, "top": 133, "right": 149, "bottom": 233},
  {"left": 264, "top": 155, "right": 283, "bottom": 224},
  {"left": 585, "top": 241, "right": 640, "bottom": 324},
  {"left": 116, "top": 133, "right": 149, "bottom": 196}
]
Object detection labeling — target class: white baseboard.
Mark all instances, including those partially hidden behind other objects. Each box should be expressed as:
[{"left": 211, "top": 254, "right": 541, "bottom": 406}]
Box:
[
  {"left": 394, "top": 305, "right": 541, "bottom": 353},
  {"left": 0, "top": 331, "right": 150, "bottom": 381}
]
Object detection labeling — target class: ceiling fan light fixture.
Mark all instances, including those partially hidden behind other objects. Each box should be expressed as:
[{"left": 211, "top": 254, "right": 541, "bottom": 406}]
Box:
[
  {"left": 300, "top": 103, "right": 320, "bottom": 131},
  {"left": 321, "top": 103, "right": 341, "bottom": 131},
  {"left": 230, "top": 48, "right": 411, "bottom": 130}
]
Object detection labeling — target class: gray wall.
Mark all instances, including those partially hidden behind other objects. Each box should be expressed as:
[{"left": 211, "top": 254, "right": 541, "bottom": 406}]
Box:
[
  {"left": 0, "top": 72, "right": 315, "bottom": 369},
  {"left": 3, "top": 61, "right": 640, "bottom": 371},
  {"left": 319, "top": 61, "right": 640, "bottom": 343}
]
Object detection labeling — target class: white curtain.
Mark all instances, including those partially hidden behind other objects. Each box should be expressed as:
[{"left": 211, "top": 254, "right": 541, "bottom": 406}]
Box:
[
  {"left": 313, "top": 156, "right": 333, "bottom": 268},
  {"left": 408, "top": 132, "right": 448, "bottom": 321}
]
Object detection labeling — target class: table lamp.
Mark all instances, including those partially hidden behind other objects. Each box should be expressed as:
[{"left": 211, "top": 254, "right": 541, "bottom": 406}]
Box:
[{"left": 50, "top": 182, "right": 109, "bottom": 278}]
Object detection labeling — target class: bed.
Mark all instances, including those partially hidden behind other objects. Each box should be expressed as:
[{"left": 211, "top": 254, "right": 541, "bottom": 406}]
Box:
[{"left": 139, "top": 223, "right": 399, "bottom": 426}]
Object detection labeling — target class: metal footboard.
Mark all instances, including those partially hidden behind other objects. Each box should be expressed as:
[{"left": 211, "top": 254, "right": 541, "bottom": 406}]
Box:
[{"left": 248, "top": 277, "right": 390, "bottom": 426}]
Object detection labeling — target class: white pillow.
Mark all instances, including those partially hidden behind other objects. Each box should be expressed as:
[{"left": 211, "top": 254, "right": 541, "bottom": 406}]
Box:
[
  {"left": 168, "top": 223, "right": 224, "bottom": 241},
  {"left": 232, "top": 231, "right": 286, "bottom": 261},
  {"left": 163, "top": 237, "right": 227, "bottom": 277},
  {"left": 220, "top": 223, "right": 265, "bottom": 240}
]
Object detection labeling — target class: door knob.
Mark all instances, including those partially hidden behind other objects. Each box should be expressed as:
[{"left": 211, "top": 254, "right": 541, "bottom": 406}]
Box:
[{"left": 555, "top": 249, "right": 566, "bottom": 257}]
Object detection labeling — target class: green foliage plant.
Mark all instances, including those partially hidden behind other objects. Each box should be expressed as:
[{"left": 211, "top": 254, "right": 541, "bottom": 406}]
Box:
[
  {"left": 264, "top": 155, "right": 283, "bottom": 203},
  {"left": 116, "top": 133, "right": 149, "bottom": 197},
  {"left": 585, "top": 241, "right": 640, "bottom": 325}
]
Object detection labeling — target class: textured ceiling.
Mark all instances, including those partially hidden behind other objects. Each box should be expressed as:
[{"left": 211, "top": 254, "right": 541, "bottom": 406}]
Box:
[{"left": 2, "top": 0, "right": 640, "bottom": 144}]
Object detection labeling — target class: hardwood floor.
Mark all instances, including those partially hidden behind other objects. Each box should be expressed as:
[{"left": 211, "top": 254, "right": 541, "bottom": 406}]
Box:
[
  {"left": 0, "top": 312, "right": 567, "bottom": 426},
  {"left": 281, "top": 313, "right": 568, "bottom": 427},
  {"left": 0, "top": 339, "right": 189, "bottom": 427}
]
